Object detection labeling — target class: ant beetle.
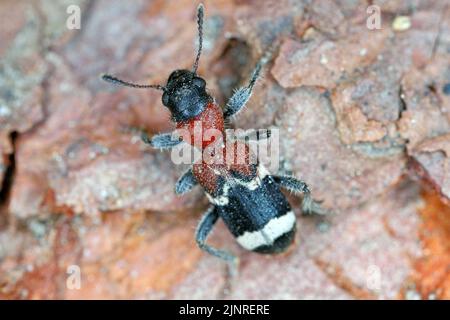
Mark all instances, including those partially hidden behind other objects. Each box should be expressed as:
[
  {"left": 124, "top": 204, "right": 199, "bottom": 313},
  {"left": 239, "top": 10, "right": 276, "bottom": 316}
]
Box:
[{"left": 102, "top": 4, "right": 328, "bottom": 273}]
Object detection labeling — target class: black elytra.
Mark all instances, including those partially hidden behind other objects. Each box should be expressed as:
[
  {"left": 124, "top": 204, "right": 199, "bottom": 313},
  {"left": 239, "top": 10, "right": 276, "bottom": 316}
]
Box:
[{"left": 217, "top": 174, "right": 295, "bottom": 254}]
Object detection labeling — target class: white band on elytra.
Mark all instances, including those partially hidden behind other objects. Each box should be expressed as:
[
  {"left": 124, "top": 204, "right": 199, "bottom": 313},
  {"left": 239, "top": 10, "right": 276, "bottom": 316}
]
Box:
[{"left": 236, "top": 211, "right": 296, "bottom": 250}]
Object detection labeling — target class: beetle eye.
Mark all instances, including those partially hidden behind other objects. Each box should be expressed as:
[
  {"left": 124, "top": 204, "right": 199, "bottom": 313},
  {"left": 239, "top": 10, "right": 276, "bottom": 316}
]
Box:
[
  {"left": 193, "top": 77, "right": 206, "bottom": 89},
  {"left": 162, "top": 92, "right": 169, "bottom": 106}
]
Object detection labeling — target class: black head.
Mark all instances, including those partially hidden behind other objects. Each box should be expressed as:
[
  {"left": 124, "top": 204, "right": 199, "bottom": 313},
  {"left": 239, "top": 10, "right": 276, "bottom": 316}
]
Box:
[
  {"left": 101, "top": 4, "right": 208, "bottom": 122},
  {"left": 162, "top": 69, "right": 209, "bottom": 121}
]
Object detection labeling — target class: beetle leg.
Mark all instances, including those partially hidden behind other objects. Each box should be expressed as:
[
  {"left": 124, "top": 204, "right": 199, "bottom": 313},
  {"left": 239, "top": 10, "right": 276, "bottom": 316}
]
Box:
[
  {"left": 273, "top": 175, "right": 330, "bottom": 215},
  {"left": 223, "top": 53, "right": 270, "bottom": 119},
  {"left": 141, "top": 131, "right": 182, "bottom": 149},
  {"left": 175, "top": 168, "right": 198, "bottom": 195},
  {"left": 196, "top": 206, "right": 239, "bottom": 276}
]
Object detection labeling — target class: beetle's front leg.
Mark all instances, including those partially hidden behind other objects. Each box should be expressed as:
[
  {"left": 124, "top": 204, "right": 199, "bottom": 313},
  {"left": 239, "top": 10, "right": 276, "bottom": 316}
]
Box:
[
  {"left": 141, "top": 131, "right": 183, "bottom": 149},
  {"left": 273, "top": 175, "right": 330, "bottom": 215},
  {"left": 223, "top": 55, "right": 268, "bottom": 119}
]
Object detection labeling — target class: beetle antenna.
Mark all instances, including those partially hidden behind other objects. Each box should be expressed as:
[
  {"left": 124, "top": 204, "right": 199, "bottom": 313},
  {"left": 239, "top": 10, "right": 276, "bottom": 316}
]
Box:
[
  {"left": 192, "top": 3, "right": 204, "bottom": 74},
  {"left": 101, "top": 74, "right": 165, "bottom": 91}
]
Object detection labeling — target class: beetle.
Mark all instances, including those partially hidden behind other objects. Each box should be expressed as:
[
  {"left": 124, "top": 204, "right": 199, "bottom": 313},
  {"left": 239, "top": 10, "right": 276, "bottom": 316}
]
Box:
[{"left": 102, "top": 4, "right": 328, "bottom": 273}]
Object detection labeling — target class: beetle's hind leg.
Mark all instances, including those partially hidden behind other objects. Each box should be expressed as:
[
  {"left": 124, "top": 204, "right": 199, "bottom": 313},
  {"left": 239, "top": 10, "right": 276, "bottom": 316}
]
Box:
[
  {"left": 273, "top": 175, "right": 331, "bottom": 216},
  {"left": 196, "top": 206, "right": 239, "bottom": 273},
  {"left": 196, "top": 206, "right": 239, "bottom": 296},
  {"left": 300, "top": 193, "right": 330, "bottom": 216}
]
